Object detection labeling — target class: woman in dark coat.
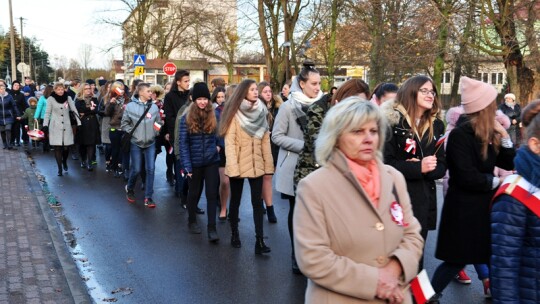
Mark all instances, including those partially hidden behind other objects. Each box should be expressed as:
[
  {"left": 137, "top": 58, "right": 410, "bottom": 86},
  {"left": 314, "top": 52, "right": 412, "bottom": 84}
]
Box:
[
  {"left": 382, "top": 75, "right": 446, "bottom": 269},
  {"left": 0, "top": 83, "right": 21, "bottom": 149},
  {"left": 75, "top": 83, "right": 100, "bottom": 171},
  {"left": 429, "top": 77, "right": 515, "bottom": 303},
  {"left": 499, "top": 93, "right": 521, "bottom": 146}
]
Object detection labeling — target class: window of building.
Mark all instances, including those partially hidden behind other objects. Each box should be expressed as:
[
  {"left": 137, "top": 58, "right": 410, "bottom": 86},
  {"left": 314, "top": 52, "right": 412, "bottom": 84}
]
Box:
[
  {"left": 492, "top": 73, "right": 497, "bottom": 84},
  {"left": 483, "top": 73, "right": 488, "bottom": 83},
  {"left": 498, "top": 73, "right": 504, "bottom": 84},
  {"left": 444, "top": 72, "right": 451, "bottom": 84}
]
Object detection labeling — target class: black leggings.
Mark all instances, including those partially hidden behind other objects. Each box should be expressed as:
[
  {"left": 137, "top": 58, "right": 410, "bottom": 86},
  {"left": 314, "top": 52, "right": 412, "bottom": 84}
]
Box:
[
  {"left": 53, "top": 146, "right": 69, "bottom": 171},
  {"left": 79, "top": 144, "right": 96, "bottom": 164},
  {"left": 287, "top": 196, "right": 296, "bottom": 256},
  {"left": 229, "top": 177, "right": 264, "bottom": 238},
  {"left": 187, "top": 164, "right": 219, "bottom": 225}
]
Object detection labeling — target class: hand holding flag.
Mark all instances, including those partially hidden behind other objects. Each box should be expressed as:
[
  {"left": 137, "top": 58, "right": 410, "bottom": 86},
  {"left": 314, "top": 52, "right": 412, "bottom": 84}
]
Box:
[{"left": 433, "top": 133, "right": 448, "bottom": 155}]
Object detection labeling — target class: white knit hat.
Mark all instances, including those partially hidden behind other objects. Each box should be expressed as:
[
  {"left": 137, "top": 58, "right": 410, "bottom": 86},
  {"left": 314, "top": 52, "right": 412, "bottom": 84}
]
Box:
[{"left": 504, "top": 93, "right": 516, "bottom": 101}]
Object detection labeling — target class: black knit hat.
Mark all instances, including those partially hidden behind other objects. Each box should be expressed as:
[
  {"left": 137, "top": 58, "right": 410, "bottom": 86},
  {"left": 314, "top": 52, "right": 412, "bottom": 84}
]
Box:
[
  {"left": 86, "top": 79, "right": 96, "bottom": 85},
  {"left": 11, "top": 80, "right": 20, "bottom": 86},
  {"left": 191, "top": 82, "right": 211, "bottom": 100}
]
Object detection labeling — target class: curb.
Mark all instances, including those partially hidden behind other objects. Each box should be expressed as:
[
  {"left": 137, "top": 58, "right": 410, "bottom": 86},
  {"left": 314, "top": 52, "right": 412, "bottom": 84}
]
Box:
[{"left": 20, "top": 150, "right": 93, "bottom": 304}]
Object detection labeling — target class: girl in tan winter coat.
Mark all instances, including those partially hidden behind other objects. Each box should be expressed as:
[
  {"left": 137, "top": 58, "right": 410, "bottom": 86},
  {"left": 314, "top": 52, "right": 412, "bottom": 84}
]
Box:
[{"left": 219, "top": 79, "right": 274, "bottom": 254}]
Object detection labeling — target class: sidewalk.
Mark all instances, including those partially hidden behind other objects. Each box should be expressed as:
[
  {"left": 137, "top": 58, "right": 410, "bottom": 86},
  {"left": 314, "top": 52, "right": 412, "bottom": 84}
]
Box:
[{"left": 0, "top": 146, "right": 91, "bottom": 304}]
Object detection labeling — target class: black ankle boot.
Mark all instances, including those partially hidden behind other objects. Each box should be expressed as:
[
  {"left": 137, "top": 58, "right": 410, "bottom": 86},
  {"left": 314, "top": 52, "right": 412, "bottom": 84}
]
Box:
[
  {"left": 255, "top": 237, "right": 271, "bottom": 254},
  {"left": 207, "top": 225, "right": 219, "bottom": 243},
  {"left": 63, "top": 161, "right": 68, "bottom": 171},
  {"left": 266, "top": 205, "right": 277, "bottom": 223},
  {"left": 231, "top": 230, "right": 241, "bottom": 248}
]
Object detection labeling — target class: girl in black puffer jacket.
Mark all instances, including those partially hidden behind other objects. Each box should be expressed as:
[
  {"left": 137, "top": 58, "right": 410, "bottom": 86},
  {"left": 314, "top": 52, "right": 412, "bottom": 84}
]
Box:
[{"left": 179, "top": 82, "right": 223, "bottom": 242}]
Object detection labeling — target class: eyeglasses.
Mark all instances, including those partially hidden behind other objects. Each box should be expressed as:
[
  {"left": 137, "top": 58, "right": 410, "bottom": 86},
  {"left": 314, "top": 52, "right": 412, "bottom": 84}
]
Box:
[{"left": 418, "top": 88, "right": 436, "bottom": 97}]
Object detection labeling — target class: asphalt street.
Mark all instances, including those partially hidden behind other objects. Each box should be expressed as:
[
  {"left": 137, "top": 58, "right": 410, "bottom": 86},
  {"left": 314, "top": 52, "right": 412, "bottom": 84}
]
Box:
[{"left": 30, "top": 149, "right": 492, "bottom": 304}]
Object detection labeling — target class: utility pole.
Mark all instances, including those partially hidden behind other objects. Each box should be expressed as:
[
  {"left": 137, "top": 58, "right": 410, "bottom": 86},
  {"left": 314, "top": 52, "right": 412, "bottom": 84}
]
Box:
[
  {"left": 20, "top": 17, "right": 25, "bottom": 63},
  {"left": 8, "top": 0, "right": 16, "bottom": 81}
]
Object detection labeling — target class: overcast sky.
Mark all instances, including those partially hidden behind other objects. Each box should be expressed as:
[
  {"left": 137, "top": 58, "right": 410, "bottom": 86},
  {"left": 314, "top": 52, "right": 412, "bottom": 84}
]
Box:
[{"left": 1, "top": 0, "right": 128, "bottom": 69}]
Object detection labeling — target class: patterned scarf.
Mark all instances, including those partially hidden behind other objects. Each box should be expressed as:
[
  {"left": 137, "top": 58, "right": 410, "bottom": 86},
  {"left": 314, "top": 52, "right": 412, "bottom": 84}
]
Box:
[{"left": 235, "top": 99, "right": 268, "bottom": 139}]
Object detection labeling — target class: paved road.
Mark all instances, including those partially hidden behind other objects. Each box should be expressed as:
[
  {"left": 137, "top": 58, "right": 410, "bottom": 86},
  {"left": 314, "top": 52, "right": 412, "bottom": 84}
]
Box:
[{"left": 30, "top": 149, "right": 492, "bottom": 303}]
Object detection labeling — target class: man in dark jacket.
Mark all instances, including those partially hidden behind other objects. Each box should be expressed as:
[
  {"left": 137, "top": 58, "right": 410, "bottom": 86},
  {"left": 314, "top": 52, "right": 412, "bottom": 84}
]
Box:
[
  {"left": 9, "top": 80, "right": 27, "bottom": 146},
  {"left": 163, "top": 70, "right": 190, "bottom": 200}
]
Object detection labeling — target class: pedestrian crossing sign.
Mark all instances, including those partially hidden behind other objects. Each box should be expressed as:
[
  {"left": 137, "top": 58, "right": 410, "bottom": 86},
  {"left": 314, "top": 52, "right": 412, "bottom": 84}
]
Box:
[
  {"left": 134, "top": 66, "right": 145, "bottom": 76},
  {"left": 133, "top": 54, "right": 146, "bottom": 66}
]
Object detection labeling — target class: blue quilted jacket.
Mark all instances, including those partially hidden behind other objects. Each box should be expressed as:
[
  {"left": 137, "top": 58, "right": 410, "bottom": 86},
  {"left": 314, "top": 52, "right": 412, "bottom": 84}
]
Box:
[
  {"left": 491, "top": 193, "right": 540, "bottom": 304},
  {"left": 178, "top": 114, "right": 223, "bottom": 174}
]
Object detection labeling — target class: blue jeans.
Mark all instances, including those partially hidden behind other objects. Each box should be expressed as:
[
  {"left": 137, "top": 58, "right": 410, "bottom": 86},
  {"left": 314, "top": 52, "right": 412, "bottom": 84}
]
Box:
[
  {"left": 127, "top": 142, "right": 156, "bottom": 199},
  {"left": 174, "top": 159, "right": 186, "bottom": 196}
]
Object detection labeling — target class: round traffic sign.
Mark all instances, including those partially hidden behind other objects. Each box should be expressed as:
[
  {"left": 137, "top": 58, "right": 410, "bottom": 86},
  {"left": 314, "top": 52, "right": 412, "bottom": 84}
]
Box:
[{"left": 163, "top": 62, "right": 177, "bottom": 76}]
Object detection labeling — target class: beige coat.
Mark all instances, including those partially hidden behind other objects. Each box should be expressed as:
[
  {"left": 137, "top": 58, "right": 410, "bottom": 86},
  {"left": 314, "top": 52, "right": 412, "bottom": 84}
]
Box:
[
  {"left": 225, "top": 117, "right": 274, "bottom": 178},
  {"left": 294, "top": 150, "right": 424, "bottom": 304}
]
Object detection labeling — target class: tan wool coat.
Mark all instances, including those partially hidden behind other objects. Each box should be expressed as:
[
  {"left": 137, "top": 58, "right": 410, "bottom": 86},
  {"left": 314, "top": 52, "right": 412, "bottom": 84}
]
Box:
[
  {"left": 224, "top": 117, "right": 274, "bottom": 178},
  {"left": 294, "top": 150, "right": 424, "bottom": 304}
]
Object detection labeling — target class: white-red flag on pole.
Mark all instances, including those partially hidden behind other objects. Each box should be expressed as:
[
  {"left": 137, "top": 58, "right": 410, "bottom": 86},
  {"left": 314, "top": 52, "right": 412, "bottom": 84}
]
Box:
[{"left": 410, "top": 269, "right": 435, "bottom": 304}]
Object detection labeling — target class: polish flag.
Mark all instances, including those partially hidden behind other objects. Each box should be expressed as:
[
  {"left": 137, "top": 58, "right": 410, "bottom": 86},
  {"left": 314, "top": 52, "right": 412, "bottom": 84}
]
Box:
[
  {"left": 153, "top": 122, "right": 162, "bottom": 131},
  {"left": 410, "top": 269, "right": 435, "bottom": 304},
  {"left": 435, "top": 133, "right": 448, "bottom": 148}
]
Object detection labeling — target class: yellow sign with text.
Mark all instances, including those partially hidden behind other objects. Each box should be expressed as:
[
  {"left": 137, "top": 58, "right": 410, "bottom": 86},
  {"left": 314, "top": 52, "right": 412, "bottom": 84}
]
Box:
[{"left": 134, "top": 66, "right": 145, "bottom": 76}]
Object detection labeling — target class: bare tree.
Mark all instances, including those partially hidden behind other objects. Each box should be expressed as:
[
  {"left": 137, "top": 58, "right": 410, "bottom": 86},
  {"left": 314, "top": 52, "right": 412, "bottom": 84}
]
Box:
[
  {"left": 191, "top": 3, "right": 239, "bottom": 83},
  {"left": 148, "top": 0, "right": 197, "bottom": 59},
  {"left": 78, "top": 44, "right": 93, "bottom": 80}
]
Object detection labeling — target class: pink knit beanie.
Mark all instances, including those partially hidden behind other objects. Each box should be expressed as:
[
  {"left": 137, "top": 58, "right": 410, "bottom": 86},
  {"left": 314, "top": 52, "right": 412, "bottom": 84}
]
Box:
[{"left": 459, "top": 76, "right": 498, "bottom": 114}]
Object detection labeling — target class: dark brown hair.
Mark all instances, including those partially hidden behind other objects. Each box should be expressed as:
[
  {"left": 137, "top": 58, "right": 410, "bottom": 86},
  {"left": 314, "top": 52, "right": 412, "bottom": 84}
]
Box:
[
  {"left": 521, "top": 99, "right": 540, "bottom": 140},
  {"left": 331, "top": 79, "right": 370, "bottom": 105},
  {"left": 186, "top": 101, "right": 217, "bottom": 134}
]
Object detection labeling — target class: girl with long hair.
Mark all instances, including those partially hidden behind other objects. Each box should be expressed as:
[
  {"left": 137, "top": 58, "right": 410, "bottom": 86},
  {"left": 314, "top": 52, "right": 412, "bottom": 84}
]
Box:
[
  {"left": 105, "top": 81, "right": 129, "bottom": 178},
  {"left": 258, "top": 81, "right": 279, "bottom": 223},
  {"left": 179, "top": 83, "right": 222, "bottom": 241},
  {"left": 75, "top": 83, "right": 100, "bottom": 171},
  {"left": 219, "top": 79, "right": 274, "bottom": 254},
  {"left": 428, "top": 77, "right": 515, "bottom": 303},
  {"left": 381, "top": 75, "right": 446, "bottom": 269},
  {"left": 212, "top": 86, "right": 229, "bottom": 221}
]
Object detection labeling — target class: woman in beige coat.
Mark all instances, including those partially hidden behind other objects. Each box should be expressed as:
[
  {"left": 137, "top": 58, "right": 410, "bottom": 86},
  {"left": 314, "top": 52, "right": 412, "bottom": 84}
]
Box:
[
  {"left": 294, "top": 97, "right": 423, "bottom": 303},
  {"left": 218, "top": 79, "right": 274, "bottom": 254}
]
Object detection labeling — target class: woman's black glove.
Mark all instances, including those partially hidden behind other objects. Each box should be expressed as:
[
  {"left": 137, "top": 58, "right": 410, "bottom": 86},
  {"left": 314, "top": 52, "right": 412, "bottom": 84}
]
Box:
[{"left": 42, "top": 126, "right": 48, "bottom": 133}]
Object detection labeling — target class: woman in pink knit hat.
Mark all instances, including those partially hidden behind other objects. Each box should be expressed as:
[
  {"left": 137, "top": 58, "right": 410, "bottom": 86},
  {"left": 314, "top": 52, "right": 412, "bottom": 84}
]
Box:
[{"left": 428, "top": 77, "right": 515, "bottom": 303}]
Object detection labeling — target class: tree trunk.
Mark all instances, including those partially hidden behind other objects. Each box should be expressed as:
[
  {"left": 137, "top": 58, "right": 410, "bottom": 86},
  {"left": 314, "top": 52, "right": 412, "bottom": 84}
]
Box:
[{"left": 326, "top": 0, "right": 340, "bottom": 88}]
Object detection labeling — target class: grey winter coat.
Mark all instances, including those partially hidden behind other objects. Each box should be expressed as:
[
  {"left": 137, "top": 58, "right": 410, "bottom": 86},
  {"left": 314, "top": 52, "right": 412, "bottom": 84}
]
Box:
[
  {"left": 43, "top": 96, "right": 81, "bottom": 146},
  {"left": 121, "top": 99, "right": 162, "bottom": 148},
  {"left": 272, "top": 99, "right": 305, "bottom": 196}
]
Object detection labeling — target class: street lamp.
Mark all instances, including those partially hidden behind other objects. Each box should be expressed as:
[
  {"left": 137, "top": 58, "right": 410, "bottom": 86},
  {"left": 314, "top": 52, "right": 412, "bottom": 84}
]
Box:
[{"left": 281, "top": 41, "right": 291, "bottom": 82}]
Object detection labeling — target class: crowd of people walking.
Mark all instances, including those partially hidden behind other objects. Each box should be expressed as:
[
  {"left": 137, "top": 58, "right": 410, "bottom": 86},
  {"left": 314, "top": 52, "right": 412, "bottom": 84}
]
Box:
[{"left": 3, "top": 64, "right": 540, "bottom": 303}]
